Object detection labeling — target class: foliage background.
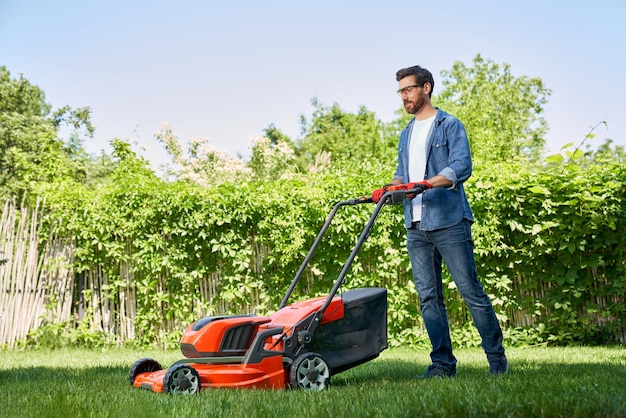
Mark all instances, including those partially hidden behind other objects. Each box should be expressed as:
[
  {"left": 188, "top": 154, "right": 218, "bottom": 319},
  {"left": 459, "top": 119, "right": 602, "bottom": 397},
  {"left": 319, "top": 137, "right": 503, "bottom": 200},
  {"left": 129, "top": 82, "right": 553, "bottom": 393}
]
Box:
[{"left": 1, "top": 56, "right": 624, "bottom": 349}]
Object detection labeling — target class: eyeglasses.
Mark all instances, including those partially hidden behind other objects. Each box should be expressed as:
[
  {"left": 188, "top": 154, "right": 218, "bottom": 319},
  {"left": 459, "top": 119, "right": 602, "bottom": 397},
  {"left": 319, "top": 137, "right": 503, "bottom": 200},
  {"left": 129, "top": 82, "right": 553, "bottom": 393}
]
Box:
[{"left": 397, "top": 84, "right": 421, "bottom": 96}]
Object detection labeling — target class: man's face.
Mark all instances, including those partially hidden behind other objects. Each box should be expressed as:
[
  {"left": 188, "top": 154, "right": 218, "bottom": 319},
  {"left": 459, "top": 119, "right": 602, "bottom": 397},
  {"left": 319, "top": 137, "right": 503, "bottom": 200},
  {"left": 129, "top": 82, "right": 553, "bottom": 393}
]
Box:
[{"left": 398, "top": 76, "right": 428, "bottom": 115}]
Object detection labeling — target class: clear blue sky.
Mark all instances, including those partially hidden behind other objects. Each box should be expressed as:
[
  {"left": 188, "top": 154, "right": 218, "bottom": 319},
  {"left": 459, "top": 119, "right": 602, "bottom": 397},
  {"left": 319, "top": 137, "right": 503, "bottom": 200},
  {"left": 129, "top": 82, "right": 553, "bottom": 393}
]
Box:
[{"left": 2, "top": 0, "right": 625, "bottom": 171}]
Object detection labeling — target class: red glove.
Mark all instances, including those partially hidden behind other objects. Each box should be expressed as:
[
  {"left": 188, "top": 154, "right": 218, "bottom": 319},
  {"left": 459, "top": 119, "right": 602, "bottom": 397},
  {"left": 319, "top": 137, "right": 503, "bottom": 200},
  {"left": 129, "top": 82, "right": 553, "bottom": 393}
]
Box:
[
  {"left": 392, "top": 180, "right": 432, "bottom": 198},
  {"left": 371, "top": 184, "right": 392, "bottom": 203},
  {"left": 407, "top": 180, "right": 432, "bottom": 190}
]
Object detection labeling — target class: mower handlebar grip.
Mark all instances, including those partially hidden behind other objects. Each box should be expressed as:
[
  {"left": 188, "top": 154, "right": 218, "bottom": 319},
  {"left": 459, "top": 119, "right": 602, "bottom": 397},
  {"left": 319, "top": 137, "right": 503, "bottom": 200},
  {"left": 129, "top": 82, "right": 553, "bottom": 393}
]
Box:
[{"left": 346, "top": 196, "right": 374, "bottom": 205}]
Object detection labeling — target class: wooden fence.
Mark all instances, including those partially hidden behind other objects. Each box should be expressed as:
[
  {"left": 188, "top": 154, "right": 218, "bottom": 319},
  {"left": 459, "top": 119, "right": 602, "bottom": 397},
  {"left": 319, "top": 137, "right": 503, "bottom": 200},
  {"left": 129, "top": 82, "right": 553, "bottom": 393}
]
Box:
[
  {"left": 0, "top": 200, "right": 236, "bottom": 347},
  {"left": 0, "top": 200, "right": 73, "bottom": 348}
]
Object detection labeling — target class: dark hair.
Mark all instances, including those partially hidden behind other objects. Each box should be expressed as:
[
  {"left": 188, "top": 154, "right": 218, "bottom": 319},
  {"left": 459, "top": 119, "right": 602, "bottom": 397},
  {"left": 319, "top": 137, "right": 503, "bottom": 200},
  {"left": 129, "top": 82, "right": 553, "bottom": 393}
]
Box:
[{"left": 395, "top": 66, "right": 434, "bottom": 97}]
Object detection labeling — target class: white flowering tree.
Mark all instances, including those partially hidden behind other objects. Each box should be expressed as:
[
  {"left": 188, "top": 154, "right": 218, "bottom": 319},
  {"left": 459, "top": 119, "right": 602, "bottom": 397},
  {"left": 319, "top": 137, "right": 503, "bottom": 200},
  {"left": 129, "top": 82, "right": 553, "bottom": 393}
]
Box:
[
  {"left": 247, "top": 134, "right": 298, "bottom": 180},
  {"left": 155, "top": 123, "right": 251, "bottom": 186},
  {"left": 155, "top": 123, "right": 299, "bottom": 186}
]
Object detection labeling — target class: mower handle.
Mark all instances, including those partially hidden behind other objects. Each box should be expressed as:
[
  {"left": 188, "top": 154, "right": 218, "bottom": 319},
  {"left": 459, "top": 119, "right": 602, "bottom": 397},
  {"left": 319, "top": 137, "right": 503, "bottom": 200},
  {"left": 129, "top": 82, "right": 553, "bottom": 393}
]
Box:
[
  {"left": 278, "top": 187, "right": 424, "bottom": 310},
  {"left": 315, "top": 187, "right": 425, "bottom": 316},
  {"left": 278, "top": 196, "right": 372, "bottom": 309}
]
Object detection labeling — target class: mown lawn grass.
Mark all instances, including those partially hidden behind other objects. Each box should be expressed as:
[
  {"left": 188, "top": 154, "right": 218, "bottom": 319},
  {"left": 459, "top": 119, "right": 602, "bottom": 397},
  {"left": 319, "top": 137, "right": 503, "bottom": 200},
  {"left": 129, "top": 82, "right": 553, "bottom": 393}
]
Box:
[{"left": 0, "top": 346, "right": 624, "bottom": 417}]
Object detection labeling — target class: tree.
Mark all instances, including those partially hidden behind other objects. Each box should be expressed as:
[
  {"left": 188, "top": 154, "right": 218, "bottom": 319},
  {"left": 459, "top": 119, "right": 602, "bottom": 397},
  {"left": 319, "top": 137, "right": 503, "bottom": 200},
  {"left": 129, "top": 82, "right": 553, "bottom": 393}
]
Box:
[
  {"left": 0, "top": 66, "right": 96, "bottom": 199},
  {"left": 433, "top": 55, "right": 551, "bottom": 165},
  {"left": 295, "top": 98, "right": 396, "bottom": 170},
  {"left": 262, "top": 123, "right": 294, "bottom": 149},
  {"left": 155, "top": 123, "right": 251, "bottom": 186},
  {"left": 247, "top": 134, "right": 298, "bottom": 180}
]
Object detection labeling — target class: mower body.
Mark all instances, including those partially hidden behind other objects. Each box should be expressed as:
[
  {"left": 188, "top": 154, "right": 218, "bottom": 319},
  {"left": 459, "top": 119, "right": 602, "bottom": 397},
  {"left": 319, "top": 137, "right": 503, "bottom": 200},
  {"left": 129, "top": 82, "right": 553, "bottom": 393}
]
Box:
[{"left": 132, "top": 287, "right": 387, "bottom": 392}]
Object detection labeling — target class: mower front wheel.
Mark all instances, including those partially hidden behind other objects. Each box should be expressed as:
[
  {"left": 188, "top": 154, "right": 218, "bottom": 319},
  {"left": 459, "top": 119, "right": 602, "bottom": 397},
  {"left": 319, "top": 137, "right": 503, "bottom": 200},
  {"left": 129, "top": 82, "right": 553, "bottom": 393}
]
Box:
[
  {"left": 163, "top": 364, "right": 200, "bottom": 394},
  {"left": 128, "top": 358, "right": 162, "bottom": 385},
  {"left": 289, "top": 352, "right": 330, "bottom": 391}
]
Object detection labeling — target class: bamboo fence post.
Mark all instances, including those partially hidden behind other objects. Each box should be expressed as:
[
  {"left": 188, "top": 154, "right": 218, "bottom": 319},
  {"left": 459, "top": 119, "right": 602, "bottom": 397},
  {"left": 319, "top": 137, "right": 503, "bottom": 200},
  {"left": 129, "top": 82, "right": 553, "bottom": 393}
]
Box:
[{"left": 0, "top": 199, "right": 75, "bottom": 347}]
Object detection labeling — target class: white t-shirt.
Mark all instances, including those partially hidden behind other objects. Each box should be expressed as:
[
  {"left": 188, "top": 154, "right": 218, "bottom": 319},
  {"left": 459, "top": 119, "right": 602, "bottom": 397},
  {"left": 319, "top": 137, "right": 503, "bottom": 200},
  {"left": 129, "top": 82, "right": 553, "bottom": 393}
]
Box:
[{"left": 408, "top": 115, "right": 435, "bottom": 222}]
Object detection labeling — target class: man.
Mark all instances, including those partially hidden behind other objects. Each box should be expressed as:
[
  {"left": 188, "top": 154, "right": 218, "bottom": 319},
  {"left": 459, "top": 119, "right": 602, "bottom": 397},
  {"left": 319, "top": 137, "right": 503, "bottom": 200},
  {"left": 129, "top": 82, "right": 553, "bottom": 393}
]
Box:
[{"left": 372, "top": 65, "right": 508, "bottom": 377}]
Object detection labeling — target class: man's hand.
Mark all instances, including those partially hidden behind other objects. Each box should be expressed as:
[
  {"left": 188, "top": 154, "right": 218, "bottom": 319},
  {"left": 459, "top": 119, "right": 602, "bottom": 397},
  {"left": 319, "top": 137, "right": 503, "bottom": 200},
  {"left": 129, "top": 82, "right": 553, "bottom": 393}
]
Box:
[
  {"left": 389, "top": 180, "right": 432, "bottom": 198},
  {"left": 407, "top": 180, "right": 433, "bottom": 190},
  {"left": 371, "top": 184, "right": 392, "bottom": 203}
]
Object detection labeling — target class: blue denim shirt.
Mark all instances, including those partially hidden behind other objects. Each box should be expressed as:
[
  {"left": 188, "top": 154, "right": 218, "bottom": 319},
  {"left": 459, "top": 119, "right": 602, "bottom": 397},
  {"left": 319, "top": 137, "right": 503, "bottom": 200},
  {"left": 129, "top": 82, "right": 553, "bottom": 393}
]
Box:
[{"left": 393, "top": 108, "right": 474, "bottom": 230}]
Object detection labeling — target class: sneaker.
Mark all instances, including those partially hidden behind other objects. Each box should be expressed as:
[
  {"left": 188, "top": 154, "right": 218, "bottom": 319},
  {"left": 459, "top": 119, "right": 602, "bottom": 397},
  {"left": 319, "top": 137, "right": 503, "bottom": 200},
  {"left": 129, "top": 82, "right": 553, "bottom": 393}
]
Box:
[
  {"left": 419, "top": 364, "right": 456, "bottom": 379},
  {"left": 489, "top": 356, "right": 509, "bottom": 375}
]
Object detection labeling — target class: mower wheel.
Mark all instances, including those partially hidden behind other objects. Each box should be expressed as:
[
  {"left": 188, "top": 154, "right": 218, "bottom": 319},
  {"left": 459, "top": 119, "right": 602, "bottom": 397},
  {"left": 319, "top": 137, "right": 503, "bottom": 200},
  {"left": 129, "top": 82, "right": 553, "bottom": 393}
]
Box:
[
  {"left": 163, "top": 364, "right": 200, "bottom": 394},
  {"left": 128, "top": 358, "right": 162, "bottom": 385},
  {"left": 289, "top": 352, "right": 330, "bottom": 391}
]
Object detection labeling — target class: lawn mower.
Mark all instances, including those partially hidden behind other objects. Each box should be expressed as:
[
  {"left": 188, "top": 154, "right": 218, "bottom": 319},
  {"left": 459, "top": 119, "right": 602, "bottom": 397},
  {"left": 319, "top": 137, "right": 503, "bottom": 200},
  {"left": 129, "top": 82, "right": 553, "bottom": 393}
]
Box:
[{"left": 129, "top": 185, "right": 419, "bottom": 393}]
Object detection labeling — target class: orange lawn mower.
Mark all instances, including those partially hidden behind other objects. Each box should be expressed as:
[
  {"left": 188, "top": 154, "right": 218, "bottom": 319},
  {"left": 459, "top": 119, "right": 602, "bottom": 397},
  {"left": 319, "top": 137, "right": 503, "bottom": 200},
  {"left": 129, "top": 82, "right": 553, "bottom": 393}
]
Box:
[{"left": 129, "top": 185, "right": 421, "bottom": 394}]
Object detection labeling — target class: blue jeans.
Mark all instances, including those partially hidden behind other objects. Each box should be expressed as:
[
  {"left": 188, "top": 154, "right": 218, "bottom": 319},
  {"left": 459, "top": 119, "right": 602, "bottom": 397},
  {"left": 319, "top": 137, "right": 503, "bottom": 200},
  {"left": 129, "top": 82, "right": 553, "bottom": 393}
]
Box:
[{"left": 406, "top": 220, "right": 504, "bottom": 368}]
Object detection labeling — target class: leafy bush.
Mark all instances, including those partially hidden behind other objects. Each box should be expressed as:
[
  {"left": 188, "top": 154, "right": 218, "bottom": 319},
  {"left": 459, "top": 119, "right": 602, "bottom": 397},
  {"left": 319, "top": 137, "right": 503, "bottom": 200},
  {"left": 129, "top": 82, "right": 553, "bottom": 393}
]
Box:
[{"left": 33, "top": 141, "right": 626, "bottom": 348}]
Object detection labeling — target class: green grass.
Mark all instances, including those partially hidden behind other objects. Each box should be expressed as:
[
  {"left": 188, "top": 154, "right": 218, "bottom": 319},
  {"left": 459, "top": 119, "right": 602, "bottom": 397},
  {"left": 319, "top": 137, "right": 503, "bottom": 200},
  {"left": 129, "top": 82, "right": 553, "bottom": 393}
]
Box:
[{"left": 0, "top": 346, "right": 624, "bottom": 417}]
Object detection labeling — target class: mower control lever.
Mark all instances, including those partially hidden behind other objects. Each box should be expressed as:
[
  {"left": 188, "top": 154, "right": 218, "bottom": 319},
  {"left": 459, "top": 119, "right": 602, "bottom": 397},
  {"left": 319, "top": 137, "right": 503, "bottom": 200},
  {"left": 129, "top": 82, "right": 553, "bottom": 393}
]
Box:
[
  {"left": 383, "top": 189, "right": 406, "bottom": 205},
  {"left": 383, "top": 183, "right": 427, "bottom": 204}
]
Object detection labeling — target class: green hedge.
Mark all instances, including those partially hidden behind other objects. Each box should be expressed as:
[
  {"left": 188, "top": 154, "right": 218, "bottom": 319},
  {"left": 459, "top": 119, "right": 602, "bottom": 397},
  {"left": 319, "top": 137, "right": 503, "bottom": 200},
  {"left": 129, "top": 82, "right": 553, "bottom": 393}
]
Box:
[
  {"left": 470, "top": 159, "right": 625, "bottom": 345},
  {"left": 36, "top": 156, "right": 625, "bottom": 348}
]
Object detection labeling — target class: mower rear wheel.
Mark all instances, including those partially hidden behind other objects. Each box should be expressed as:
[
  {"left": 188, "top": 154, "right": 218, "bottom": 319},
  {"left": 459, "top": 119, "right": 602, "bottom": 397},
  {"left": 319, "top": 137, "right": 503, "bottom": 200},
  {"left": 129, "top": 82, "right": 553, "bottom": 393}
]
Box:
[
  {"left": 163, "top": 364, "right": 200, "bottom": 394},
  {"left": 289, "top": 352, "right": 330, "bottom": 391},
  {"left": 128, "top": 358, "right": 162, "bottom": 385}
]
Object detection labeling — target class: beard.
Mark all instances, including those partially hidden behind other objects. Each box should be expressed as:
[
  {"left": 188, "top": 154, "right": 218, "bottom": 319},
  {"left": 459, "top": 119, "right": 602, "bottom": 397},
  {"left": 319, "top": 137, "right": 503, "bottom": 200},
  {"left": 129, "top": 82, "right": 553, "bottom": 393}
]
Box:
[
  {"left": 403, "top": 96, "right": 426, "bottom": 115},
  {"left": 403, "top": 100, "right": 417, "bottom": 114}
]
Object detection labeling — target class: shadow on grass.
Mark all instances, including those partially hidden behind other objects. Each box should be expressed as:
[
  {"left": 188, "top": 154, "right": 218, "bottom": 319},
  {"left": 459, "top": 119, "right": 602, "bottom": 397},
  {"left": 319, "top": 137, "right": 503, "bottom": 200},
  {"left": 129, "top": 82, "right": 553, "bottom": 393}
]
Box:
[
  {"left": 1, "top": 356, "right": 624, "bottom": 391},
  {"left": 330, "top": 356, "right": 626, "bottom": 387},
  {"left": 2, "top": 357, "right": 624, "bottom": 418}
]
